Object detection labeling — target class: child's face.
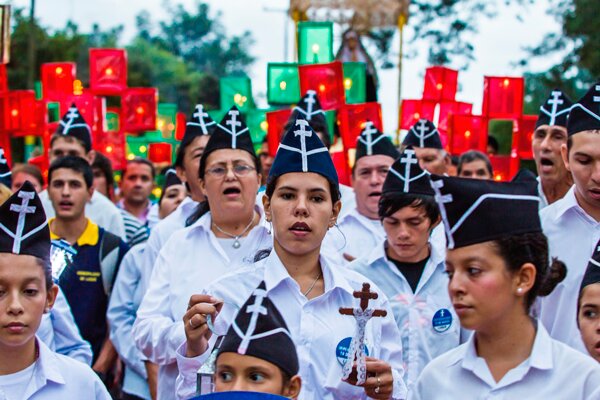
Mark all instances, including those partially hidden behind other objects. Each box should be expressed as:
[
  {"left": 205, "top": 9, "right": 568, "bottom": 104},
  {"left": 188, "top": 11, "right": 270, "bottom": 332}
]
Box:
[
  {"left": 0, "top": 253, "right": 56, "bottom": 350},
  {"left": 578, "top": 283, "right": 600, "bottom": 362},
  {"left": 215, "top": 352, "right": 290, "bottom": 395}
]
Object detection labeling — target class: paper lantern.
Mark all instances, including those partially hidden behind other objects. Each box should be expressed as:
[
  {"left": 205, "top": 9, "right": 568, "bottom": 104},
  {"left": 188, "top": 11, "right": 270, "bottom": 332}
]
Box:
[
  {"left": 28, "top": 155, "right": 49, "bottom": 182},
  {"left": 41, "top": 62, "right": 76, "bottom": 100},
  {"left": 207, "top": 109, "right": 226, "bottom": 123},
  {"left": 122, "top": 88, "right": 158, "bottom": 132},
  {"left": 89, "top": 48, "right": 128, "bottom": 95},
  {"left": 447, "top": 114, "right": 488, "bottom": 155},
  {"left": 398, "top": 99, "right": 437, "bottom": 130},
  {"left": 482, "top": 76, "right": 524, "bottom": 119},
  {"left": 219, "top": 76, "right": 254, "bottom": 113},
  {"left": 331, "top": 150, "right": 351, "bottom": 186},
  {"left": 267, "top": 63, "right": 300, "bottom": 105},
  {"left": 337, "top": 102, "right": 383, "bottom": 150},
  {"left": 97, "top": 128, "right": 126, "bottom": 170},
  {"left": 2, "top": 90, "right": 37, "bottom": 134},
  {"left": 490, "top": 152, "right": 520, "bottom": 182},
  {"left": 343, "top": 62, "right": 367, "bottom": 104},
  {"left": 175, "top": 111, "right": 186, "bottom": 141},
  {"left": 423, "top": 66, "right": 458, "bottom": 102},
  {"left": 266, "top": 108, "right": 293, "bottom": 156},
  {"left": 298, "top": 61, "right": 345, "bottom": 111},
  {"left": 148, "top": 142, "right": 172, "bottom": 164},
  {"left": 436, "top": 101, "right": 473, "bottom": 146},
  {"left": 297, "top": 21, "right": 334, "bottom": 64},
  {"left": 514, "top": 115, "right": 537, "bottom": 159},
  {"left": 0, "top": 64, "right": 7, "bottom": 93},
  {"left": 246, "top": 108, "right": 271, "bottom": 152},
  {"left": 156, "top": 103, "right": 177, "bottom": 140},
  {"left": 59, "top": 93, "right": 98, "bottom": 132},
  {"left": 105, "top": 107, "right": 120, "bottom": 132},
  {"left": 126, "top": 135, "right": 149, "bottom": 159}
]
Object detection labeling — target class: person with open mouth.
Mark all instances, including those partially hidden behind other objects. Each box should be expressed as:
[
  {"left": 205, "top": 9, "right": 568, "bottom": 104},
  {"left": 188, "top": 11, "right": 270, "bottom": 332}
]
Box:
[
  {"left": 179, "top": 117, "right": 408, "bottom": 400},
  {"left": 411, "top": 173, "right": 600, "bottom": 399}
]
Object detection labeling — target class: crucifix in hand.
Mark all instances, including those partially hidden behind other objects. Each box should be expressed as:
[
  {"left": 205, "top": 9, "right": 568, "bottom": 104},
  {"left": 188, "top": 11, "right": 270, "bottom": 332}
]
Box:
[{"left": 339, "top": 283, "right": 387, "bottom": 385}]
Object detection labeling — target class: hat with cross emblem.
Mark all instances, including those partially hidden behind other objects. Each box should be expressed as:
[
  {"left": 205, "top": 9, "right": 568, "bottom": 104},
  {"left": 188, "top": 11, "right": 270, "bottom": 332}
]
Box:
[
  {"left": 567, "top": 82, "right": 600, "bottom": 136},
  {"left": 535, "top": 89, "right": 573, "bottom": 129},
  {"left": 383, "top": 146, "right": 433, "bottom": 196},
  {"left": 268, "top": 116, "right": 338, "bottom": 186},
  {"left": 218, "top": 281, "right": 299, "bottom": 378},
  {"left": 428, "top": 175, "right": 540, "bottom": 249},
  {"left": 402, "top": 119, "right": 443, "bottom": 149},
  {"left": 0, "top": 181, "right": 50, "bottom": 261},
  {"left": 354, "top": 121, "right": 399, "bottom": 162},
  {"left": 580, "top": 239, "right": 600, "bottom": 295},
  {"left": 55, "top": 104, "right": 92, "bottom": 152},
  {"left": 182, "top": 104, "right": 216, "bottom": 146}
]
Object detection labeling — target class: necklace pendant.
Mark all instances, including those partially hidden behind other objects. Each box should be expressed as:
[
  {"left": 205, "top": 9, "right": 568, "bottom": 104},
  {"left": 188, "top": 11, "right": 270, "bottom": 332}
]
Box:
[{"left": 232, "top": 239, "right": 241, "bottom": 249}]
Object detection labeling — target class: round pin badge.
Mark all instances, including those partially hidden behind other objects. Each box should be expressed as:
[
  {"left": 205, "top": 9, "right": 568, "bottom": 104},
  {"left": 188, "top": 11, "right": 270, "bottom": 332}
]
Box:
[
  {"left": 432, "top": 308, "right": 453, "bottom": 333},
  {"left": 336, "top": 337, "right": 370, "bottom": 366}
]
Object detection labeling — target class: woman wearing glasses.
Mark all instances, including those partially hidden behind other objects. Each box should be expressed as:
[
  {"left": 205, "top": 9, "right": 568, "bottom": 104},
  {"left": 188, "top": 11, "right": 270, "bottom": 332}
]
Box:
[
  {"left": 177, "top": 118, "right": 407, "bottom": 399},
  {"left": 133, "top": 106, "right": 272, "bottom": 400}
]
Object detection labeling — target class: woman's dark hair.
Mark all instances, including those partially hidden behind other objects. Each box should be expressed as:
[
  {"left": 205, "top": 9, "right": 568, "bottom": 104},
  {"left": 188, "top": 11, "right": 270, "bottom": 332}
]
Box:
[
  {"left": 13, "top": 163, "right": 44, "bottom": 188},
  {"left": 378, "top": 192, "right": 440, "bottom": 224},
  {"left": 48, "top": 156, "right": 94, "bottom": 188},
  {"left": 186, "top": 149, "right": 262, "bottom": 227},
  {"left": 457, "top": 150, "right": 493, "bottom": 176},
  {"left": 492, "top": 232, "right": 567, "bottom": 310}
]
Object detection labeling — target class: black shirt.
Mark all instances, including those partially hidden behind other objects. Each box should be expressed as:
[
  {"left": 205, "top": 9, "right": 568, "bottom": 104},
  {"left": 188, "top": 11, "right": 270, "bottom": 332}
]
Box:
[{"left": 388, "top": 256, "right": 429, "bottom": 293}]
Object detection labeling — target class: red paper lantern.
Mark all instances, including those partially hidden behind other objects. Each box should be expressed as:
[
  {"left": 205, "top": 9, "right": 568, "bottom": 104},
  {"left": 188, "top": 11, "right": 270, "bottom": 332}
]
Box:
[
  {"left": 482, "top": 76, "right": 524, "bottom": 119},
  {"left": 148, "top": 142, "right": 172, "bottom": 164},
  {"left": 266, "top": 108, "right": 293, "bottom": 157},
  {"left": 89, "top": 48, "right": 128, "bottom": 95},
  {"left": 423, "top": 66, "right": 458, "bottom": 102},
  {"left": 437, "top": 101, "right": 473, "bottom": 134},
  {"left": 331, "top": 150, "right": 351, "bottom": 186},
  {"left": 490, "top": 153, "right": 520, "bottom": 182},
  {"left": 1, "top": 90, "right": 37, "bottom": 134},
  {"left": 100, "top": 130, "right": 126, "bottom": 170},
  {"left": 448, "top": 114, "right": 488, "bottom": 155},
  {"left": 0, "top": 129, "right": 11, "bottom": 165},
  {"left": 398, "top": 99, "right": 437, "bottom": 130},
  {"left": 122, "top": 88, "right": 158, "bottom": 132},
  {"left": 174, "top": 112, "right": 187, "bottom": 141},
  {"left": 28, "top": 155, "right": 49, "bottom": 184},
  {"left": 298, "top": 61, "right": 345, "bottom": 110},
  {"left": 0, "top": 64, "right": 8, "bottom": 94},
  {"left": 59, "top": 93, "right": 99, "bottom": 133},
  {"left": 337, "top": 102, "right": 383, "bottom": 150},
  {"left": 514, "top": 115, "right": 537, "bottom": 160},
  {"left": 41, "top": 62, "right": 76, "bottom": 100}
]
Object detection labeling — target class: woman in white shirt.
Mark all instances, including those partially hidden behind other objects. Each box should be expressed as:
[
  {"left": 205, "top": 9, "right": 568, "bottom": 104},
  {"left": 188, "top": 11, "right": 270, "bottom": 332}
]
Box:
[
  {"left": 133, "top": 107, "right": 271, "bottom": 400},
  {"left": 411, "top": 175, "right": 600, "bottom": 399},
  {"left": 179, "top": 118, "right": 407, "bottom": 400},
  {"left": 0, "top": 182, "right": 110, "bottom": 399}
]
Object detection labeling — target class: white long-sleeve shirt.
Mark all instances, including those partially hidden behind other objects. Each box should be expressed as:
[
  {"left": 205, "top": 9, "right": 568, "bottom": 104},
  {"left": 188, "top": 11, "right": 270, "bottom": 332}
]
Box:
[
  {"left": 174, "top": 251, "right": 408, "bottom": 400},
  {"left": 539, "top": 186, "right": 600, "bottom": 352},
  {"left": 410, "top": 322, "right": 600, "bottom": 399},
  {"left": 133, "top": 208, "right": 271, "bottom": 400}
]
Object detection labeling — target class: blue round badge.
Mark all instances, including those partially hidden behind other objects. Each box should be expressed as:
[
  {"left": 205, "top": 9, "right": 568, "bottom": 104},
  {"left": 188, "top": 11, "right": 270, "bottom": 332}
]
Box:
[
  {"left": 336, "top": 337, "right": 369, "bottom": 366},
  {"left": 432, "top": 309, "right": 452, "bottom": 333}
]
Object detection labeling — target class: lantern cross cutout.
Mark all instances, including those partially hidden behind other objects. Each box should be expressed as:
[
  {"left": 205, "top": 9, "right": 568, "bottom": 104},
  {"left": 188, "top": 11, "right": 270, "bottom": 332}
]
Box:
[
  {"left": 0, "top": 190, "right": 43, "bottom": 254},
  {"left": 221, "top": 109, "right": 249, "bottom": 149},
  {"left": 236, "top": 287, "right": 268, "bottom": 355},
  {"left": 190, "top": 105, "right": 213, "bottom": 134},
  {"left": 358, "top": 122, "right": 382, "bottom": 156},
  {"left": 430, "top": 179, "right": 455, "bottom": 249},
  {"left": 546, "top": 91, "right": 565, "bottom": 126},
  {"left": 279, "top": 119, "right": 329, "bottom": 172}
]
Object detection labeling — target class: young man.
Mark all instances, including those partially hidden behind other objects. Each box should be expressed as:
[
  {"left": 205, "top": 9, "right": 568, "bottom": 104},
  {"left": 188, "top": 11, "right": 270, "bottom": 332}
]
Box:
[
  {"left": 402, "top": 119, "right": 450, "bottom": 175},
  {"left": 118, "top": 158, "right": 155, "bottom": 246},
  {"left": 539, "top": 82, "right": 600, "bottom": 352},
  {"left": 40, "top": 104, "right": 125, "bottom": 238},
  {"left": 46, "top": 156, "right": 128, "bottom": 385},
  {"left": 322, "top": 121, "right": 399, "bottom": 263},
  {"left": 532, "top": 89, "right": 574, "bottom": 207}
]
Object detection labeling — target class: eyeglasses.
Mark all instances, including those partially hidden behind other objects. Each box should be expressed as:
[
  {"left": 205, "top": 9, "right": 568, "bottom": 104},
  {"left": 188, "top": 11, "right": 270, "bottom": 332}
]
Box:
[{"left": 205, "top": 164, "right": 256, "bottom": 178}]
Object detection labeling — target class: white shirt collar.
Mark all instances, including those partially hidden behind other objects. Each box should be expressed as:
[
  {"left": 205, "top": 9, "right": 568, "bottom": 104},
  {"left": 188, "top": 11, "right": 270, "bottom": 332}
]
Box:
[
  {"left": 33, "top": 338, "right": 67, "bottom": 388},
  {"left": 185, "top": 204, "right": 267, "bottom": 235},
  {"left": 552, "top": 185, "right": 597, "bottom": 223}
]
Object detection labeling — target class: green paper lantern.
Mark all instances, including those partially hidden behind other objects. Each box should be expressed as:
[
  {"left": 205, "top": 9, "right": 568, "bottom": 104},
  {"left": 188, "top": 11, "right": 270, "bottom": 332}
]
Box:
[
  {"left": 267, "top": 63, "right": 301, "bottom": 105},
  {"left": 126, "top": 135, "right": 149, "bottom": 159},
  {"left": 324, "top": 110, "right": 336, "bottom": 144},
  {"left": 207, "top": 109, "right": 227, "bottom": 123},
  {"left": 343, "top": 62, "right": 367, "bottom": 104},
  {"left": 47, "top": 102, "right": 60, "bottom": 123},
  {"left": 106, "top": 110, "right": 120, "bottom": 132},
  {"left": 246, "top": 108, "right": 273, "bottom": 153},
  {"left": 156, "top": 103, "right": 178, "bottom": 140},
  {"left": 34, "top": 81, "right": 43, "bottom": 100},
  {"left": 298, "top": 21, "right": 334, "bottom": 65},
  {"left": 220, "top": 76, "right": 255, "bottom": 113}
]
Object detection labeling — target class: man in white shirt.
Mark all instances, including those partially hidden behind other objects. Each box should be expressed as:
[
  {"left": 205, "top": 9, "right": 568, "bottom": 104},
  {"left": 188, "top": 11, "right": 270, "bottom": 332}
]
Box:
[
  {"left": 539, "top": 82, "right": 600, "bottom": 352},
  {"left": 39, "top": 104, "right": 125, "bottom": 239},
  {"left": 532, "top": 89, "right": 574, "bottom": 208},
  {"left": 322, "top": 121, "right": 399, "bottom": 263}
]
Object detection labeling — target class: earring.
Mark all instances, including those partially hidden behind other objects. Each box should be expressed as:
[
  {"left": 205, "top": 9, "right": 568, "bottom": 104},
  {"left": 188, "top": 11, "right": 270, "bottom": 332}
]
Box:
[
  {"left": 517, "top": 287, "right": 523, "bottom": 294},
  {"left": 44, "top": 307, "right": 50, "bottom": 313}
]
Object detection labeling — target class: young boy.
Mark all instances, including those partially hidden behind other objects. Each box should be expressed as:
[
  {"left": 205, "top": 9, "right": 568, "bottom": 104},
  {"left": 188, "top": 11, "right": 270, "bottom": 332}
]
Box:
[
  {"left": 0, "top": 181, "right": 110, "bottom": 398},
  {"left": 578, "top": 240, "right": 600, "bottom": 363},
  {"left": 46, "top": 156, "right": 128, "bottom": 383}
]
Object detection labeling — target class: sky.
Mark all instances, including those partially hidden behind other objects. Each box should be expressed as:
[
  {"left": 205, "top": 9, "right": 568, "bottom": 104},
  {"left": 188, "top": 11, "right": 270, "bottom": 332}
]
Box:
[{"left": 10, "top": 0, "right": 561, "bottom": 133}]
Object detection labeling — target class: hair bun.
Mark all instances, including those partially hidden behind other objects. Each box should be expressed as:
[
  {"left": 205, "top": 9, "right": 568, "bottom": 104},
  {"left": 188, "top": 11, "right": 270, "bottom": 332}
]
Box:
[{"left": 538, "top": 257, "right": 567, "bottom": 296}]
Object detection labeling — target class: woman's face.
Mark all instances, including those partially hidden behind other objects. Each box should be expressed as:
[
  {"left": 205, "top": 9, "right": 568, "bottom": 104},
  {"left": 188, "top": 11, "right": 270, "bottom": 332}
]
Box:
[
  {"left": 445, "top": 242, "right": 530, "bottom": 332},
  {"left": 158, "top": 184, "right": 187, "bottom": 219},
  {"left": 12, "top": 172, "right": 42, "bottom": 193},
  {"left": 383, "top": 205, "right": 435, "bottom": 263},
  {"left": 578, "top": 283, "right": 600, "bottom": 362},
  {"left": 264, "top": 172, "right": 340, "bottom": 258},
  {"left": 0, "top": 253, "right": 57, "bottom": 350},
  {"left": 200, "top": 149, "right": 261, "bottom": 218},
  {"left": 92, "top": 167, "right": 109, "bottom": 197}
]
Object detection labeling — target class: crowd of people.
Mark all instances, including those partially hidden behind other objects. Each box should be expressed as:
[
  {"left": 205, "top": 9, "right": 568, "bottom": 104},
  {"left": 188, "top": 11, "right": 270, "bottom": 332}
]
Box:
[{"left": 0, "top": 81, "right": 599, "bottom": 400}]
